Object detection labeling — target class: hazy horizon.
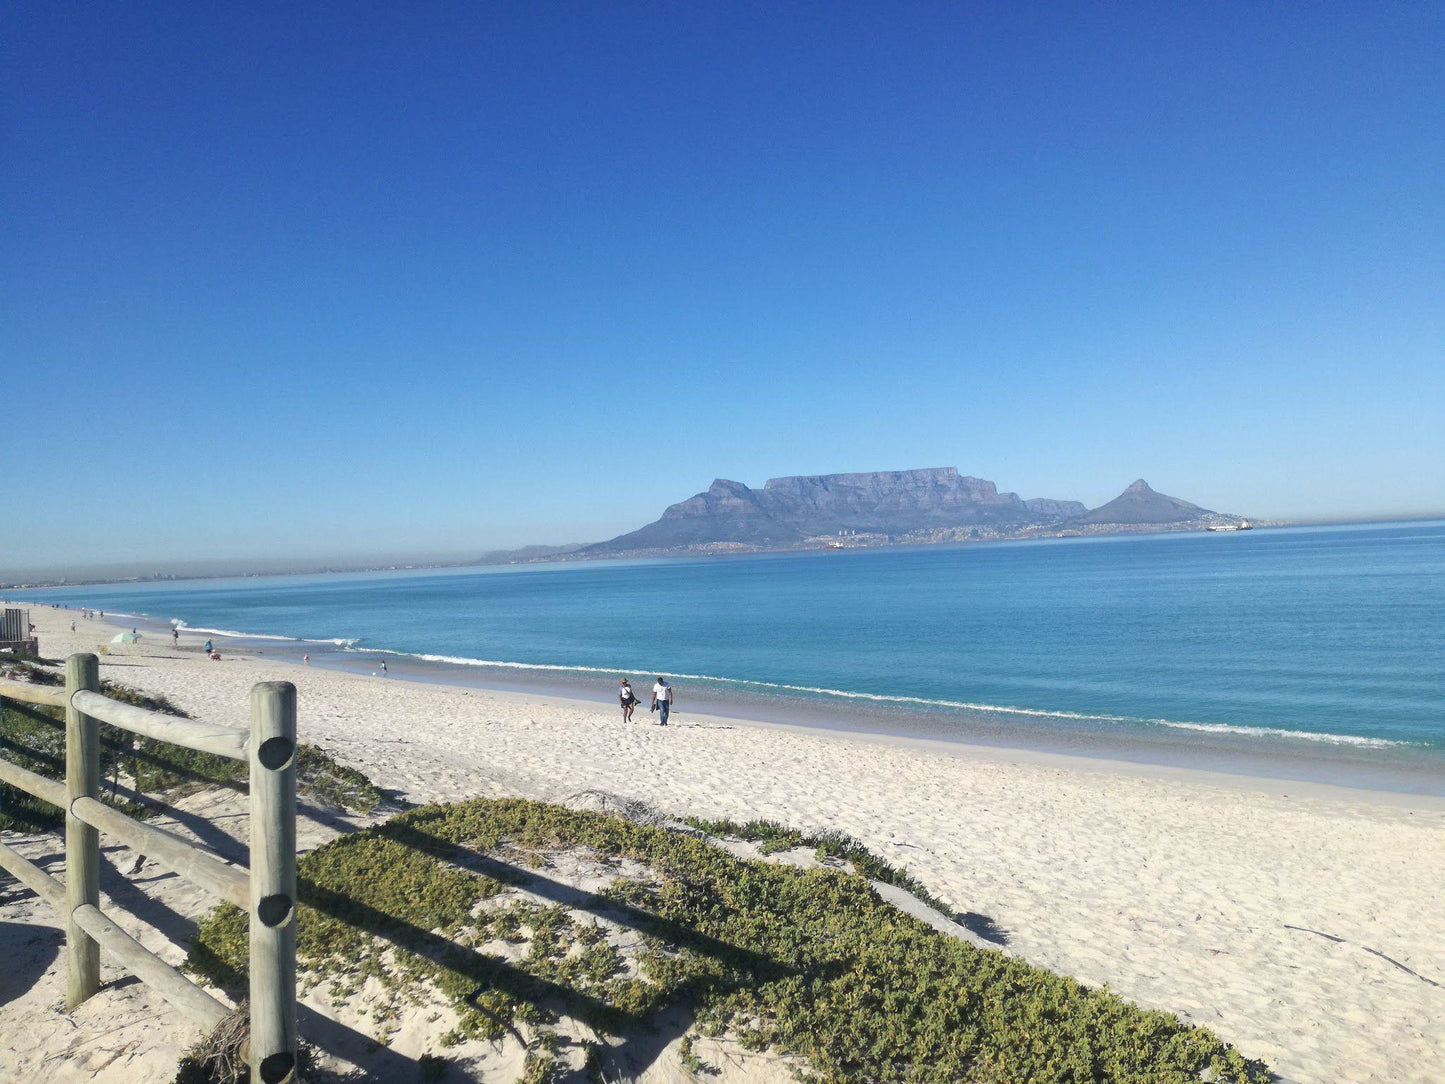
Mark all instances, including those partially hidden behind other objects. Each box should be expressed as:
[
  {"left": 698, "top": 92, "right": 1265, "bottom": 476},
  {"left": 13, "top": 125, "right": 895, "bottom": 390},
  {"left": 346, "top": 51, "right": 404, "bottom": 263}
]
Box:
[
  {"left": 7, "top": 504, "right": 1444, "bottom": 586},
  {"left": 6, "top": 462, "right": 1445, "bottom": 582}
]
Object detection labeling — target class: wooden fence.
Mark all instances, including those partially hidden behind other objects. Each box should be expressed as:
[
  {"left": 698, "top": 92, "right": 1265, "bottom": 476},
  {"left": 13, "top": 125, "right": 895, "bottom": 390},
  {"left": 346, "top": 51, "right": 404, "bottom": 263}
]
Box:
[{"left": 0, "top": 653, "right": 297, "bottom": 1084}]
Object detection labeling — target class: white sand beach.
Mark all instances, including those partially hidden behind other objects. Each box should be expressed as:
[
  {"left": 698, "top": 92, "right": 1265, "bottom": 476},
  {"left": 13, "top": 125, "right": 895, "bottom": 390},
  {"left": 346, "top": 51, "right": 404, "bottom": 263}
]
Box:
[{"left": 4, "top": 603, "right": 1445, "bottom": 1084}]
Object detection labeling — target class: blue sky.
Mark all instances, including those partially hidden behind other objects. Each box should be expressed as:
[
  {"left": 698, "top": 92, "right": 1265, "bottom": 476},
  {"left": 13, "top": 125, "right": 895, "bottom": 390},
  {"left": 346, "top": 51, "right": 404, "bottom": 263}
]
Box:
[{"left": 3, "top": 2, "right": 1441, "bottom": 574}]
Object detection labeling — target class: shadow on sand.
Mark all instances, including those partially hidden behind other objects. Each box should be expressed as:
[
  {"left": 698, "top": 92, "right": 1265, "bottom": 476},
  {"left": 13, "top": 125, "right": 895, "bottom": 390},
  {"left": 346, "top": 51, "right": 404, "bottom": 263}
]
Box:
[
  {"left": 191, "top": 819, "right": 801, "bottom": 1082},
  {"left": 0, "top": 919, "right": 61, "bottom": 1009}
]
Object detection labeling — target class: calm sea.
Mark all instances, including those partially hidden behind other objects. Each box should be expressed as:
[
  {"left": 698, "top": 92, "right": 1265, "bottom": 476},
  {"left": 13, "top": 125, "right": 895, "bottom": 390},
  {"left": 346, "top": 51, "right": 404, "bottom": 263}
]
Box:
[{"left": 17, "top": 522, "right": 1445, "bottom": 777}]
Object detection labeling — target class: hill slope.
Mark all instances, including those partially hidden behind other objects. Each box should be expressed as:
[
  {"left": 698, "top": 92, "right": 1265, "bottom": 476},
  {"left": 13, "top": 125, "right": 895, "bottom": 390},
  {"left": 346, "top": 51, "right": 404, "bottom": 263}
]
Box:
[{"left": 1076, "top": 479, "right": 1213, "bottom": 524}]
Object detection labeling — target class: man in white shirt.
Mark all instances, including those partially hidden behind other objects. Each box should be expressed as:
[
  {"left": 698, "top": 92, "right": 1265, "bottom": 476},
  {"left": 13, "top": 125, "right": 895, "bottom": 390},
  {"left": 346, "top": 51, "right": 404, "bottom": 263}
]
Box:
[{"left": 651, "top": 677, "right": 674, "bottom": 726}]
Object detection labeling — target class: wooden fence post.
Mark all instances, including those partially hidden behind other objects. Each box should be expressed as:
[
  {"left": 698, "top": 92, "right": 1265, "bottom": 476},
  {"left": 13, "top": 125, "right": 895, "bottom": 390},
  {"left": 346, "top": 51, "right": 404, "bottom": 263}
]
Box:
[
  {"left": 249, "top": 682, "right": 297, "bottom": 1084},
  {"left": 64, "top": 652, "right": 101, "bottom": 1008}
]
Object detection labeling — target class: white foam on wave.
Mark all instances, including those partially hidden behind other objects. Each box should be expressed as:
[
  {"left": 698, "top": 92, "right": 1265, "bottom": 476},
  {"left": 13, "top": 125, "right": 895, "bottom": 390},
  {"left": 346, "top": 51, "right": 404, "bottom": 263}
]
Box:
[
  {"left": 173, "top": 620, "right": 359, "bottom": 646},
  {"left": 359, "top": 649, "right": 1125, "bottom": 717},
  {"left": 1154, "top": 719, "right": 1405, "bottom": 748},
  {"left": 346, "top": 646, "right": 1417, "bottom": 748}
]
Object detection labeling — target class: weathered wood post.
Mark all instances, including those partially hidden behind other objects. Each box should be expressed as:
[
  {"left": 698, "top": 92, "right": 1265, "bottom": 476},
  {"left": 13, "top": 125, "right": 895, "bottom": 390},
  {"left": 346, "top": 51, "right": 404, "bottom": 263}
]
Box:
[
  {"left": 64, "top": 652, "right": 101, "bottom": 1008},
  {"left": 249, "top": 682, "right": 297, "bottom": 1084}
]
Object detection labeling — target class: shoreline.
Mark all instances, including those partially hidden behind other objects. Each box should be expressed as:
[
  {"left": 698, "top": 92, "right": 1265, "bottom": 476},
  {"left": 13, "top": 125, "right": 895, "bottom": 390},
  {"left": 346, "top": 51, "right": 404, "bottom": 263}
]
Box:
[
  {"left": 19, "top": 598, "right": 1445, "bottom": 801},
  {"left": 7, "top": 603, "right": 1445, "bottom": 1082},
  {"left": 15, "top": 600, "right": 1445, "bottom": 806}
]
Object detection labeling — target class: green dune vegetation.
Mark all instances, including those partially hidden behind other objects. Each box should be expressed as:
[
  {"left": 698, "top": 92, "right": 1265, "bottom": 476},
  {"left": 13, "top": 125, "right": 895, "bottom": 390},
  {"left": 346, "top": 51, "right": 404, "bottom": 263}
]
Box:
[
  {"left": 0, "top": 657, "right": 384, "bottom": 831},
  {"left": 185, "top": 798, "right": 1271, "bottom": 1084}
]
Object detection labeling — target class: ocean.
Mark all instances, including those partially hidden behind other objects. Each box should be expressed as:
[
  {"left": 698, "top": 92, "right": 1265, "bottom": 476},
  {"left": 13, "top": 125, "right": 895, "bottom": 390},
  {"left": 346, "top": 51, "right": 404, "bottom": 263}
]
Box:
[{"left": 16, "top": 521, "right": 1445, "bottom": 788}]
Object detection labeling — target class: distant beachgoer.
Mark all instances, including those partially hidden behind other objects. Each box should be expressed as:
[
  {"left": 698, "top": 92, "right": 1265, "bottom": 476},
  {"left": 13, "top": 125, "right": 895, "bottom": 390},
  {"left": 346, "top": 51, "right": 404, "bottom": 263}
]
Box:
[
  {"left": 619, "top": 678, "right": 638, "bottom": 722},
  {"left": 203, "top": 639, "right": 213, "bottom": 655},
  {"left": 303, "top": 653, "right": 310, "bottom": 665},
  {"left": 70, "top": 620, "right": 76, "bottom": 632},
  {"left": 380, "top": 660, "right": 388, "bottom": 676},
  {"left": 651, "top": 677, "right": 673, "bottom": 726},
  {"left": 172, "top": 627, "right": 179, "bottom": 645}
]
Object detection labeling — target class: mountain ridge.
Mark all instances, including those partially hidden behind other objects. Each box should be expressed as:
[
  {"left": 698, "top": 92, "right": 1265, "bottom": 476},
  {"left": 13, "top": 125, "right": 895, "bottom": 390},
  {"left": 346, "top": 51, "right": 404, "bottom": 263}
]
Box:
[{"left": 586, "top": 469, "right": 1242, "bottom": 556}]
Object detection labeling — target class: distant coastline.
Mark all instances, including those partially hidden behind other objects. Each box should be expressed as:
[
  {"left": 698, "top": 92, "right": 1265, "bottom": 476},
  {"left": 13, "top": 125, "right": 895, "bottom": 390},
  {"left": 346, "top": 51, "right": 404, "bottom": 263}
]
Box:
[
  {"left": 558, "top": 513, "right": 1284, "bottom": 562},
  {"left": 6, "top": 517, "right": 1274, "bottom": 589},
  {"left": 23, "top": 513, "right": 1445, "bottom": 590}
]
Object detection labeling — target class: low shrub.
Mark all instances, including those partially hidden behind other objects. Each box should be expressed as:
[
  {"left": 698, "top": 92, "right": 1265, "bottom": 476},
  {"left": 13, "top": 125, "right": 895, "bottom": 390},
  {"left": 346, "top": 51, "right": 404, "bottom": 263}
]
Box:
[
  {"left": 186, "top": 798, "right": 1271, "bottom": 1084},
  {"left": 0, "top": 700, "right": 148, "bottom": 830},
  {"left": 0, "top": 656, "right": 62, "bottom": 682},
  {"left": 0, "top": 679, "right": 385, "bottom": 830},
  {"left": 685, "top": 815, "right": 952, "bottom": 915}
]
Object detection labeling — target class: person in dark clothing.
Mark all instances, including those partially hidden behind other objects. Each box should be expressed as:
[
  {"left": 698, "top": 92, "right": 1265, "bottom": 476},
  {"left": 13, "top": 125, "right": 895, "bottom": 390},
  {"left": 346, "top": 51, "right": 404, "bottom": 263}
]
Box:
[{"left": 618, "top": 677, "right": 638, "bottom": 722}]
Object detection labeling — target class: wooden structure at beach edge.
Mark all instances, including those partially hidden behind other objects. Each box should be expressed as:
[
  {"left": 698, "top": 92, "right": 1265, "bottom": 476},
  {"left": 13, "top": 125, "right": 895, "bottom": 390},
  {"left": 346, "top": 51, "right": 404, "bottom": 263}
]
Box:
[
  {"left": 0, "top": 654, "right": 298, "bottom": 1084},
  {"left": 0, "top": 607, "right": 39, "bottom": 657}
]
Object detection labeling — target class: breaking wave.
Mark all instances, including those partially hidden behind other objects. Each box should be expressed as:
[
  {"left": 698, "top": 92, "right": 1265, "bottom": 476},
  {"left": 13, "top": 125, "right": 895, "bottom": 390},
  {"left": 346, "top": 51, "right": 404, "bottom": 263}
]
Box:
[{"left": 345, "top": 647, "right": 1417, "bottom": 748}]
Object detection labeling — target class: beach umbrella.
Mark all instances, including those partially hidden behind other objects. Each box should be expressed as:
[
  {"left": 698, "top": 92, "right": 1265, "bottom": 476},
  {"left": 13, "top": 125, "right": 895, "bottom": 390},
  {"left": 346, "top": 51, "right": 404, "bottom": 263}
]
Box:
[{"left": 110, "top": 632, "right": 141, "bottom": 644}]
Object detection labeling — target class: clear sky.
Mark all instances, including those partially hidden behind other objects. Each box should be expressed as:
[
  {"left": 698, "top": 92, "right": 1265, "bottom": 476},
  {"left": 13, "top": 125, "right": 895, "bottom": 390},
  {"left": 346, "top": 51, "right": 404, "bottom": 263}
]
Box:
[{"left": 3, "top": 2, "right": 1442, "bottom": 575}]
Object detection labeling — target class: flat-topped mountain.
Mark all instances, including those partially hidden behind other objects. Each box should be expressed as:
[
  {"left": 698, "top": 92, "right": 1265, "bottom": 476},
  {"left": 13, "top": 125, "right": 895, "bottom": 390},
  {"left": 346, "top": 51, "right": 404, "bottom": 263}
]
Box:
[
  {"left": 1023, "top": 497, "right": 1089, "bottom": 519},
  {"left": 757, "top": 468, "right": 1036, "bottom": 531},
  {"left": 588, "top": 467, "right": 1145, "bottom": 555},
  {"left": 1075, "top": 479, "right": 1211, "bottom": 524}
]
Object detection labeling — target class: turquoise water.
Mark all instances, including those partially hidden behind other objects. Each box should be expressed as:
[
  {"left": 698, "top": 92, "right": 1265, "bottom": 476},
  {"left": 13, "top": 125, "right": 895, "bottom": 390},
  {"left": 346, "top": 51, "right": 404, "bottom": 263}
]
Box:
[{"left": 17, "top": 522, "right": 1445, "bottom": 753}]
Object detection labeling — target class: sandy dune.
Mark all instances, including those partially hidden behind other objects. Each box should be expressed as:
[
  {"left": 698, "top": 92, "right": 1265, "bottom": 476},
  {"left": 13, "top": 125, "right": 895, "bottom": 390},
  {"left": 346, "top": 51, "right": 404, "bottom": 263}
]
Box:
[{"left": 3, "top": 604, "right": 1444, "bottom": 1083}]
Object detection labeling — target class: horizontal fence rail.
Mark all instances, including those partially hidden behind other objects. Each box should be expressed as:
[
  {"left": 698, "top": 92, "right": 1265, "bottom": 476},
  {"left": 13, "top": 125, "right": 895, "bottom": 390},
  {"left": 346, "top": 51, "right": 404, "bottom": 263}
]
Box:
[
  {"left": 69, "top": 689, "right": 249, "bottom": 760},
  {"left": 0, "top": 755, "right": 68, "bottom": 808},
  {"left": 0, "top": 681, "right": 67, "bottom": 709},
  {"left": 0, "top": 654, "right": 298, "bottom": 1084},
  {"left": 0, "top": 838, "right": 67, "bottom": 909},
  {"left": 70, "top": 796, "right": 251, "bottom": 910},
  {"left": 70, "top": 901, "right": 232, "bottom": 1031}
]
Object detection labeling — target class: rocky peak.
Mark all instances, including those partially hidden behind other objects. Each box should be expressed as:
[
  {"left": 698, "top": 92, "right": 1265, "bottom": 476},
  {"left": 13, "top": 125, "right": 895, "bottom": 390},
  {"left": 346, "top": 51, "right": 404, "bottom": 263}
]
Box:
[
  {"left": 1076, "top": 480, "right": 1211, "bottom": 525},
  {"left": 660, "top": 478, "right": 766, "bottom": 521}
]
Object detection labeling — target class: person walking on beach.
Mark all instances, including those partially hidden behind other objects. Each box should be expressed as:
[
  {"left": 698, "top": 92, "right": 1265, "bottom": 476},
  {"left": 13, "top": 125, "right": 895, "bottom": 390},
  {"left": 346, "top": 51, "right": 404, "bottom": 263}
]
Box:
[
  {"left": 203, "top": 639, "right": 213, "bottom": 655},
  {"left": 172, "top": 627, "right": 179, "bottom": 646},
  {"left": 619, "top": 677, "right": 638, "bottom": 722},
  {"left": 651, "top": 677, "right": 674, "bottom": 726},
  {"left": 380, "top": 660, "right": 388, "bottom": 677}
]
